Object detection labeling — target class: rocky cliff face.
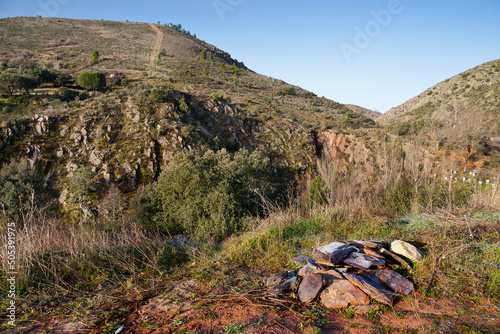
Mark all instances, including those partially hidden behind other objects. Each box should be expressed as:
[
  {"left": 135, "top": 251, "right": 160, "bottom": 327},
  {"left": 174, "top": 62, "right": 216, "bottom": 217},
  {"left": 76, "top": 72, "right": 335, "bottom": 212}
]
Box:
[{"left": 0, "top": 88, "right": 319, "bottom": 216}]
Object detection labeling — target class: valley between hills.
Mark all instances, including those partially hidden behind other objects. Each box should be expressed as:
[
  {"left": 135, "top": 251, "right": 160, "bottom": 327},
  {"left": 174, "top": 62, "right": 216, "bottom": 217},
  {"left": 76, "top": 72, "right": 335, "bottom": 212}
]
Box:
[{"left": 0, "top": 17, "right": 499, "bottom": 333}]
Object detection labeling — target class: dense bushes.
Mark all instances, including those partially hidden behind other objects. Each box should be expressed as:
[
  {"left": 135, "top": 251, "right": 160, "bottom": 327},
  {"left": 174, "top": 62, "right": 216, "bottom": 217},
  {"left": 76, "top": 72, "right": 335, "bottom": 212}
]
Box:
[
  {"left": 0, "top": 159, "right": 57, "bottom": 222},
  {"left": 0, "top": 72, "right": 38, "bottom": 96},
  {"left": 78, "top": 71, "right": 106, "bottom": 90},
  {"left": 133, "top": 148, "right": 293, "bottom": 241}
]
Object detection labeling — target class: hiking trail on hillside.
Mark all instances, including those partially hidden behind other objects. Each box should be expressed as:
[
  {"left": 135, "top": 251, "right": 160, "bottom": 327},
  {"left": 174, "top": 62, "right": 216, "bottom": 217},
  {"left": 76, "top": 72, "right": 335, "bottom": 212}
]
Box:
[{"left": 148, "top": 23, "right": 164, "bottom": 69}]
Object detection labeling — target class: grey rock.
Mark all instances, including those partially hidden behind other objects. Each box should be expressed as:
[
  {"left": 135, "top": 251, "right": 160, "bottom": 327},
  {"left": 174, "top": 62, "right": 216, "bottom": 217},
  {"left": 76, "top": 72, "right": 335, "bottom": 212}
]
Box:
[
  {"left": 170, "top": 236, "right": 189, "bottom": 248},
  {"left": 268, "top": 276, "right": 298, "bottom": 297},
  {"left": 266, "top": 271, "right": 290, "bottom": 288},
  {"left": 343, "top": 252, "right": 385, "bottom": 269},
  {"left": 315, "top": 242, "right": 357, "bottom": 265},
  {"left": 298, "top": 260, "right": 322, "bottom": 277},
  {"left": 290, "top": 254, "right": 312, "bottom": 265}
]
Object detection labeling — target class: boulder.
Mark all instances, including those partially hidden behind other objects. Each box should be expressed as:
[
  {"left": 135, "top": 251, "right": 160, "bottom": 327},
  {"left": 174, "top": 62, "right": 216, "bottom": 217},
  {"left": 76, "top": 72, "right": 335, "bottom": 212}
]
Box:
[
  {"left": 320, "top": 280, "right": 370, "bottom": 309},
  {"left": 297, "top": 273, "right": 324, "bottom": 303},
  {"left": 390, "top": 240, "right": 423, "bottom": 262}
]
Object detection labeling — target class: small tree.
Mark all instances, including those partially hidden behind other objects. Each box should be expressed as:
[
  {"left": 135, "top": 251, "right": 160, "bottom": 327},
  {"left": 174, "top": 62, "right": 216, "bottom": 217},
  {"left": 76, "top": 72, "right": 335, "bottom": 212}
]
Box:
[
  {"left": 0, "top": 72, "right": 19, "bottom": 96},
  {"left": 18, "top": 75, "right": 39, "bottom": 95},
  {"left": 78, "top": 72, "right": 91, "bottom": 90},
  {"left": 201, "top": 50, "right": 207, "bottom": 60},
  {"left": 91, "top": 50, "right": 99, "bottom": 64},
  {"left": 78, "top": 72, "right": 106, "bottom": 91}
]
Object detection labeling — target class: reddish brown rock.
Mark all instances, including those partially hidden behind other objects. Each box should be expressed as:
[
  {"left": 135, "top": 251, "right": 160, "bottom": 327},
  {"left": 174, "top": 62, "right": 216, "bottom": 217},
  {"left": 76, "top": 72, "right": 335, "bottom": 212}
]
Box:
[
  {"left": 344, "top": 273, "right": 394, "bottom": 305},
  {"left": 320, "top": 280, "right": 370, "bottom": 309},
  {"left": 375, "top": 269, "right": 414, "bottom": 295},
  {"left": 363, "top": 247, "right": 385, "bottom": 259},
  {"left": 347, "top": 240, "right": 381, "bottom": 249},
  {"left": 297, "top": 273, "right": 324, "bottom": 303}
]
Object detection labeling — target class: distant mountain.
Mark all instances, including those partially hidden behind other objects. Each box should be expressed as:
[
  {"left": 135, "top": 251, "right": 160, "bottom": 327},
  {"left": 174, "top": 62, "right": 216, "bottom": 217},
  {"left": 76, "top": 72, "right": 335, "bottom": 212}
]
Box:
[
  {"left": 345, "top": 104, "right": 381, "bottom": 120},
  {"left": 378, "top": 59, "right": 500, "bottom": 131}
]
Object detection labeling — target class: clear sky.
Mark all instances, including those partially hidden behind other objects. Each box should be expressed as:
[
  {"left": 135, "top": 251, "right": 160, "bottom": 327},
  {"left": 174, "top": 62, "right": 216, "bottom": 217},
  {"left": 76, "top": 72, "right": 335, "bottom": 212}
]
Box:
[{"left": 1, "top": 0, "right": 499, "bottom": 112}]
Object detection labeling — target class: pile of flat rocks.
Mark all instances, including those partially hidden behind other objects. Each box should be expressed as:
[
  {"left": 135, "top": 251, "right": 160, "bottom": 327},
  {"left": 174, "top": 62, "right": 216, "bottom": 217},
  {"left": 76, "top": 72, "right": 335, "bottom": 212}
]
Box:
[{"left": 266, "top": 240, "right": 423, "bottom": 309}]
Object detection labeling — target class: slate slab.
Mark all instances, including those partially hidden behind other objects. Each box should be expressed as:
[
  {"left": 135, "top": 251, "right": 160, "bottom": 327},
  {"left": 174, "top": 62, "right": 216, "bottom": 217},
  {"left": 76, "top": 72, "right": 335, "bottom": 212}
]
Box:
[
  {"left": 298, "top": 260, "right": 322, "bottom": 277},
  {"left": 297, "top": 273, "right": 324, "bottom": 303},
  {"left": 290, "top": 254, "right": 313, "bottom": 265},
  {"left": 347, "top": 240, "right": 381, "bottom": 249},
  {"left": 314, "top": 242, "right": 357, "bottom": 266},
  {"left": 343, "top": 252, "right": 385, "bottom": 269},
  {"left": 320, "top": 279, "right": 370, "bottom": 309},
  {"left": 375, "top": 269, "right": 414, "bottom": 295},
  {"left": 378, "top": 247, "right": 412, "bottom": 270},
  {"left": 344, "top": 273, "right": 394, "bottom": 305},
  {"left": 363, "top": 247, "right": 385, "bottom": 259}
]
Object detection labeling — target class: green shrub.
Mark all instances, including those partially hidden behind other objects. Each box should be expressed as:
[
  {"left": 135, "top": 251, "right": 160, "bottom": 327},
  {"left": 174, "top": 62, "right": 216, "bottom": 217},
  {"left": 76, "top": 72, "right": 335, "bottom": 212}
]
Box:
[
  {"left": 0, "top": 159, "right": 57, "bottom": 222},
  {"left": 69, "top": 167, "right": 96, "bottom": 204},
  {"left": 201, "top": 50, "right": 207, "bottom": 60},
  {"left": 211, "top": 92, "right": 220, "bottom": 103},
  {"left": 278, "top": 86, "right": 295, "bottom": 96},
  {"left": 133, "top": 149, "right": 293, "bottom": 242},
  {"left": 151, "top": 86, "right": 168, "bottom": 103},
  {"left": 177, "top": 95, "right": 190, "bottom": 113}
]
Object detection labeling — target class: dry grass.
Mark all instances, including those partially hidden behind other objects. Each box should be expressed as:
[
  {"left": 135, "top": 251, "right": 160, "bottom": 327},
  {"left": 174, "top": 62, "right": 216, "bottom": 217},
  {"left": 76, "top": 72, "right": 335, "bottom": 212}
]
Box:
[{"left": 0, "top": 211, "right": 188, "bottom": 296}]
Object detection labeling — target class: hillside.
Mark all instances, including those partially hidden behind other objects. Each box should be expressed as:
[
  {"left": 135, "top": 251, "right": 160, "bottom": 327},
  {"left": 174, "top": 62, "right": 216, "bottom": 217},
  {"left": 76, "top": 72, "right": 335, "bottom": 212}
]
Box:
[
  {"left": 378, "top": 59, "right": 500, "bottom": 131},
  {"left": 0, "top": 17, "right": 499, "bottom": 334},
  {"left": 0, "top": 17, "right": 376, "bottom": 130},
  {"left": 345, "top": 104, "right": 381, "bottom": 120}
]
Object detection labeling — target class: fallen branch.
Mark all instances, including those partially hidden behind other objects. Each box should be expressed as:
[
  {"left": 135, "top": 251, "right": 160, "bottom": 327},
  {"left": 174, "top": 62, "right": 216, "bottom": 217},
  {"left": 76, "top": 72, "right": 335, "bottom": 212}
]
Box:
[{"left": 425, "top": 252, "right": 444, "bottom": 296}]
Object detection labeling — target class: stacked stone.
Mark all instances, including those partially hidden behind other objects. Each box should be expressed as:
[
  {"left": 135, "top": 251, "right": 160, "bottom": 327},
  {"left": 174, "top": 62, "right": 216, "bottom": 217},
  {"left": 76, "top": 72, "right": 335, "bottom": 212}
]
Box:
[{"left": 267, "top": 240, "right": 422, "bottom": 309}]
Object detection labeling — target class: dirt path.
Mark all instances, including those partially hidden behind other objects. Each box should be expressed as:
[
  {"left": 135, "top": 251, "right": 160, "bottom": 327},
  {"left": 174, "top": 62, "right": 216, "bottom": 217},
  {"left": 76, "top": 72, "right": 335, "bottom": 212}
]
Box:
[{"left": 148, "top": 23, "right": 164, "bottom": 69}]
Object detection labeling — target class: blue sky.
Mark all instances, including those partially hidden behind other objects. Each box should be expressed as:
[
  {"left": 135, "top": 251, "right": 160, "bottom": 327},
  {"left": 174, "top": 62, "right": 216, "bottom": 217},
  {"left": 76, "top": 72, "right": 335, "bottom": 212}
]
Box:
[{"left": 1, "top": 0, "right": 499, "bottom": 112}]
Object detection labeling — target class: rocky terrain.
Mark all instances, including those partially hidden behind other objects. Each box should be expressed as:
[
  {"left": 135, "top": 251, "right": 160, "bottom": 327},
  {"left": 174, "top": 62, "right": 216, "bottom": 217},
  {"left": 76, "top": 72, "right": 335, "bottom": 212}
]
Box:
[{"left": 0, "top": 16, "right": 499, "bottom": 334}]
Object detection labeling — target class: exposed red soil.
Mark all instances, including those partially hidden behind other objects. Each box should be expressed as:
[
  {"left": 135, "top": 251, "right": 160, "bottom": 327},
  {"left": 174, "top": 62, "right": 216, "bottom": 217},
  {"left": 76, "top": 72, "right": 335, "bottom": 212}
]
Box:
[{"left": 8, "top": 279, "right": 500, "bottom": 334}]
